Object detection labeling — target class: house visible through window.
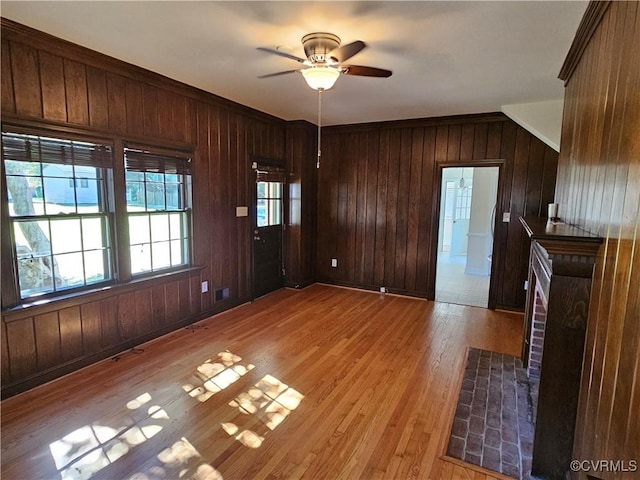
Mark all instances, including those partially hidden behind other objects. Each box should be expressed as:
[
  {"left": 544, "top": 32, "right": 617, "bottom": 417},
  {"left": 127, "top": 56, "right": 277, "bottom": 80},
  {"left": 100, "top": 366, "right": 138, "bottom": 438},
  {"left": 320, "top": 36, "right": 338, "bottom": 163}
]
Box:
[
  {"left": 2, "top": 131, "right": 113, "bottom": 299},
  {"left": 124, "top": 146, "right": 192, "bottom": 275},
  {"left": 2, "top": 128, "right": 194, "bottom": 304}
]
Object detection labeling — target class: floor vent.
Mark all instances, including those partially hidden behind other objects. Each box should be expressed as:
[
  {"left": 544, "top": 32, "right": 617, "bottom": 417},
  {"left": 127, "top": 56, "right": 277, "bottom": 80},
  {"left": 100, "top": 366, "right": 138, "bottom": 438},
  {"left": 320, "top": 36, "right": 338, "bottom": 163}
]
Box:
[{"left": 215, "top": 287, "right": 230, "bottom": 301}]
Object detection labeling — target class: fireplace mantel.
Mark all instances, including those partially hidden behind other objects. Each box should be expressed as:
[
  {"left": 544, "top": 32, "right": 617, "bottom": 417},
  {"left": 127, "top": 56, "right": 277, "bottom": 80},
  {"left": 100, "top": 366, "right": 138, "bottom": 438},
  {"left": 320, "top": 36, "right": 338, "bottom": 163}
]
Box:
[{"left": 520, "top": 216, "right": 602, "bottom": 480}]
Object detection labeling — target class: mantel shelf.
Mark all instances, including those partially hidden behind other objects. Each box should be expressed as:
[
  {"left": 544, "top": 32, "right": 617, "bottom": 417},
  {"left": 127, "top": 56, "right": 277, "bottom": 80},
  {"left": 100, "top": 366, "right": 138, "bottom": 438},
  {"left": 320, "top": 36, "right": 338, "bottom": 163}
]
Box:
[{"left": 520, "top": 216, "right": 603, "bottom": 258}]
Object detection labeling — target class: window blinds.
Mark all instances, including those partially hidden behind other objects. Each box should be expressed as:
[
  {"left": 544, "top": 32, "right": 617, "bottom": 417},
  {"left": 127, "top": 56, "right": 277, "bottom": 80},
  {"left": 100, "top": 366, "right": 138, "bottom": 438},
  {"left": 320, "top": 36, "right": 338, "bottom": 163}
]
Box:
[
  {"left": 1, "top": 132, "right": 112, "bottom": 168},
  {"left": 124, "top": 145, "right": 192, "bottom": 175},
  {"left": 255, "top": 164, "right": 286, "bottom": 183}
]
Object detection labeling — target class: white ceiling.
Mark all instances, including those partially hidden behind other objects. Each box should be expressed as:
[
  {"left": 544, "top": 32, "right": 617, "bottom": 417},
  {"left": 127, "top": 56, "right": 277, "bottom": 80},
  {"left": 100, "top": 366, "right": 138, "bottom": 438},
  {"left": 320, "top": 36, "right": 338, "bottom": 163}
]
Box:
[{"left": 1, "top": 1, "right": 587, "bottom": 126}]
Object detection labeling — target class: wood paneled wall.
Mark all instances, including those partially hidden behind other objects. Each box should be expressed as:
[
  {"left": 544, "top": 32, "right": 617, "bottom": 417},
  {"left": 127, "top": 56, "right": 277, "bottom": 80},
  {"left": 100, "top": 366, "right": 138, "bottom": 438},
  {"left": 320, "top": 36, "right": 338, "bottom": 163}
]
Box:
[
  {"left": 0, "top": 20, "right": 298, "bottom": 397},
  {"left": 556, "top": 2, "right": 640, "bottom": 476},
  {"left": 316, "top": 115, "right": 558, "bottom": 310},
  {"left": 284, "top": 121, "right": 318, "bottom": 288}
]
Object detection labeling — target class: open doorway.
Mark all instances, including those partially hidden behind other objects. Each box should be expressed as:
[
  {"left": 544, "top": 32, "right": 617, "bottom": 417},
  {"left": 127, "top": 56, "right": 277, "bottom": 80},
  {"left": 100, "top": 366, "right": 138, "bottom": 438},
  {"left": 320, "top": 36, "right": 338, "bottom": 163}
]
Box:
[{"left": 436, "top": 166, "right": 499, "bottom": 307}]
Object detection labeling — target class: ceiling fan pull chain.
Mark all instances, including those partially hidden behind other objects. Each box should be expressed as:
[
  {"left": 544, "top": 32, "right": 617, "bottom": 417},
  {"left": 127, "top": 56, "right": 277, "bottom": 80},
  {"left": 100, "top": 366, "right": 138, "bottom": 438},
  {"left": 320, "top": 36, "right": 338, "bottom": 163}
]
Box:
[{"left": 317, "top": 88, "right": 322, "bottom": 169}]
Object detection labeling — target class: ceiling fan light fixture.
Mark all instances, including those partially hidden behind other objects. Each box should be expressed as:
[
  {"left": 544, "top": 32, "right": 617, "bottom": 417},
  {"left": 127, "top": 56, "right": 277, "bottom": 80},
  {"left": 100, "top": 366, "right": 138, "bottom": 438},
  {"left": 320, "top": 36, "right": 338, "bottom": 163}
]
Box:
[{"left": 301, "top": 66, "right": 340, "bottom": 90}]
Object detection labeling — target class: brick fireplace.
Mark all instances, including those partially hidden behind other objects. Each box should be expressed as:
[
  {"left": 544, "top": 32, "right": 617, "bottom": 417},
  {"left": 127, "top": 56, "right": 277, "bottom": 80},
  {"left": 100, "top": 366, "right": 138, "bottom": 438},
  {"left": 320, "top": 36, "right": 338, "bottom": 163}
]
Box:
[
  {"left": 527, "top": 284, "right": 547, "bottom": 379},
  {"left": 520, "top": 216, "right": 602, "bottom": 480}
]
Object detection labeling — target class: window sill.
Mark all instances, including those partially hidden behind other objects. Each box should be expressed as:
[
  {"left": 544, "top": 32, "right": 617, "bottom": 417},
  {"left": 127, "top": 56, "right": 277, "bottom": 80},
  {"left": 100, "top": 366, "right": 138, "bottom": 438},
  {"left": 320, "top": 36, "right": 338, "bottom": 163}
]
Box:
[{"left": 1, "top": 265, "right": 204, "bottom": 321}]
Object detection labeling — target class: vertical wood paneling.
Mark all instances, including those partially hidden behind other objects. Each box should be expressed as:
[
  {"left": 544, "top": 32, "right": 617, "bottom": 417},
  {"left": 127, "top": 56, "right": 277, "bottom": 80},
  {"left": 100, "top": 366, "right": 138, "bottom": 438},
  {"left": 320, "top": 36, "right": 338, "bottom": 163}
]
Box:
[
  {"left": 236, "top": 117, "right": 248, "bottom": 299},
  {"left": 156, "top": 88, "right": 173, "bottom": 139},
  {"left": 170, "top": 92, "right": 186, "bottom": 142},
  {"left": 1, "top": 322, "right": 10, "bottom": 381},
  {"left": 354, "top": 132, "right": 368, "bottom": 283},
  {"left": 38, "top": 51, "right": 67, "bottom": 121},
  {"left": 393, "top": 129, "right": 412, "bottom": 288},
  {"left": 80, "top": 301, "right": 102, "bottom": 354},
  {"left": 151, "top": 284, "right": 167, "bottom": 327},
  {"left": 125, "top": 79, "right": 144, "bottom": 136},
  {"left": 86, "top": 66, "right": 109, "bottom": 129},
  {"left": 58, "top": 306, "right": 83, "bottom": 362},
  {"left": 227, "top": 115, "right": 239, "bottom": 297},
  {"left": 383, "top": 131, "right": 401, "bottom": 287},
  {"left": 219, "top": 109, "right": 232, "bottom": 291},
  {"left": 117, "top": 292, "right": 137, "bottom": 340},
  {"left": 10, "top": 41, "right": 42, "bottom": 117},
  {"left": 363, "top": 131, "right": 379, "bottom": 286},
  {"left": 142, "top": 84, "right": 160, "bottom": 138},
  {"left": 100, "top": 297, "right": 119, "bottom": 347},
  {"left": 6, "top": 318, "right": 36, "bottom": 379},
  {"left": 34, "top": 312, "right": 61, "bottom": 369},
  {"left": 446, "top": 124, "right": 461, "bottom": 162},
  {"left": 165, "top": 280, "right": 181, "bottom": 324},
  {"left": 178, "top": 278, "right": 190, "bottom": 318},
  {"left": 106, "top": 73, "right": 126, "bottom": 133},
  {"left": 209, "top": 105, "right": 224, "bottom": 294},
  {"left": 460, "top": 124, "right": 474, "bottom": 161},
  {"left": 318, "top": 131, "right": 341, "bottom": 278},
  {"left": 404, "top": 128, "right": 424, "bottom": 292},
  {"left": 190, "top": 275, "right": 201, "bottom": 315},
  {"left": 318, "top": 117, "right": 557, "bottom": 307},
  {"left": 1, "top": 39, "right": 16, "bottom": 113},
  {"left": 134, "top": 289, "right": 152, "bottom": 336},
  {"left": 556, "top": 2, "right": 640, "bottom": 475},
  {"left": 416, "top": 127, "right": 437, "bottom": 292},
  {"left": 345, "top": 133, "right": 359, "bottom": 281},
  {"left": 63, "top": 59, "right": 89, "bottom": 125}
]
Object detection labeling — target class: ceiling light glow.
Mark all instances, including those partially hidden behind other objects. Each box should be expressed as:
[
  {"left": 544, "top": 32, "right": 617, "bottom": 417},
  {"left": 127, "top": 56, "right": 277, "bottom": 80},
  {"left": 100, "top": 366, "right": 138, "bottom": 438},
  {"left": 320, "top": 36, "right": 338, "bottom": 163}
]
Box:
[{"left": 301, "top": 66, "right": 340, "bottom": 90}]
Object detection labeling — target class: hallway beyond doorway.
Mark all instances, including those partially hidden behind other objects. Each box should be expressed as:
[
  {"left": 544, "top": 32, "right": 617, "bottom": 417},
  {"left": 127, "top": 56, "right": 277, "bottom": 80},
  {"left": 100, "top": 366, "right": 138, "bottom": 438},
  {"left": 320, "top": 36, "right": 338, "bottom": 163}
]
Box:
[{"left": 436, "top": 252, "right": 490, "bottom": 308}]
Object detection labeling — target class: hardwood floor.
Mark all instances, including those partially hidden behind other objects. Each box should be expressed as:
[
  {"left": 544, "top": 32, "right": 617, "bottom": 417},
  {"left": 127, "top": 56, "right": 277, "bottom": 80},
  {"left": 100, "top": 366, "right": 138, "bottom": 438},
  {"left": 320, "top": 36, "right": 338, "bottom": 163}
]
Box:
[{"left": 1, "top": 284, "right": 523, "bottom": 480}]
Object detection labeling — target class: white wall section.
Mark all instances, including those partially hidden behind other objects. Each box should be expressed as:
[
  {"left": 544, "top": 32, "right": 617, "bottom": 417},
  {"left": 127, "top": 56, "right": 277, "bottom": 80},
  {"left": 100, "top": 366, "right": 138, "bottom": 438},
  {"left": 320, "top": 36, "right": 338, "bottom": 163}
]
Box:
[{"left": 501, "top": 100, "right": 564, "bottom": 152}]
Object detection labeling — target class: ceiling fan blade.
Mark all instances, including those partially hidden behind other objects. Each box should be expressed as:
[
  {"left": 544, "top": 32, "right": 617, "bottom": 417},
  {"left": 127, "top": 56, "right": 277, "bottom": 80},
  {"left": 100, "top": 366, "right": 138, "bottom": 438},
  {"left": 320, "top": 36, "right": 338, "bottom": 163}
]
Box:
[
  {"left": 328, "top": 40, "right": 366, "bottom": 63},
  {"left": 257, "top": 47, "right": 306, "bottom": 63},
  {"left": 258, "top": 70, "right": 300, "bottom": 79},
  {"left": 341, "top": 65, "right": 392, "bottom": 78}
]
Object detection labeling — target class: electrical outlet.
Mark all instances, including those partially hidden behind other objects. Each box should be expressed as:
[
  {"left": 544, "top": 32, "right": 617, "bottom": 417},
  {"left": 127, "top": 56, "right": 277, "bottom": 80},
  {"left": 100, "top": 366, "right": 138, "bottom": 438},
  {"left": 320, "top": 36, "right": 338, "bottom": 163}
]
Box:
[
  {"left": 502, "top": 212, "right": 511, "bottom": 222},
  {"left": 331, "top": 258, "right": 338, "bottom": 268},
  {"left": 201, "top": 281, "right": 208, "bottom": 293},
  {"left": 524, "top": 280, "right": 529, "bottom": 291},
  {"left": 380, "top": 286, "right": 386, "bottom": 293}
]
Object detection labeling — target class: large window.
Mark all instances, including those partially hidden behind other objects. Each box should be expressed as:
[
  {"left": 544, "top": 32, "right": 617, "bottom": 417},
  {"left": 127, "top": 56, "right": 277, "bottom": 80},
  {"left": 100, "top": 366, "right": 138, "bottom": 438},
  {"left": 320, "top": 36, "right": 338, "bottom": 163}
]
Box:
[
  {"left": 124, "top": 146, "right": 192, "bottom": 275},
  {"left": 2, "top": 128, "right": 193, "bottom": 305},
  {"left": 3, "top": 131, "right": 114, "bottom": 299}
]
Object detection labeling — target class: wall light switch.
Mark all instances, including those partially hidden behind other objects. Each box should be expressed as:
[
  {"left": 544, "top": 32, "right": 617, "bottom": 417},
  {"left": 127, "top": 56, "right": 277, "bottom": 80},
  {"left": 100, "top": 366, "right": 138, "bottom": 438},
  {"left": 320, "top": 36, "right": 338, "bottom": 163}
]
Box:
[
  {"left": 331, "top": 258, "right": 338, "bottom": 268},
  {"left": 502, "top": 212, "right": 511, "bottom": 222},
  {"left": 201, "top": 281, "right": 209, "bottom": 293}
]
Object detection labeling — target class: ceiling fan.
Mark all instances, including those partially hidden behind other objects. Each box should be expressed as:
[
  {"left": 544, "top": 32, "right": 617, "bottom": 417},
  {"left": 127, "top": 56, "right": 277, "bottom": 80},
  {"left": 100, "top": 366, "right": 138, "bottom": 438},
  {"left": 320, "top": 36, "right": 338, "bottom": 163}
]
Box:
[{"left": 258, "top": 32, "right": 392, "bottom": 90}]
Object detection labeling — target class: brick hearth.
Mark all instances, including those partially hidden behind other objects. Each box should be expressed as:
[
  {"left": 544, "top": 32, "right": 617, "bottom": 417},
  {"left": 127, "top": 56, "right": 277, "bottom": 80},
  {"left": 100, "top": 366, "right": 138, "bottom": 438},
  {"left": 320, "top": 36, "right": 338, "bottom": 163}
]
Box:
[{"left": 446, "top": 348, "right": 537, "bottom": 479}]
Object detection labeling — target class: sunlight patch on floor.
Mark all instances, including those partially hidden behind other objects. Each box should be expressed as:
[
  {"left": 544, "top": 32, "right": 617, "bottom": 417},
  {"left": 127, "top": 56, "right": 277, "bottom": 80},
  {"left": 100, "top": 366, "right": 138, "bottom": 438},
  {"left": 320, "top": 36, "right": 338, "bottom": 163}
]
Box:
[{"left": 182, "top": 351, "right": 255, "bottom": 403}]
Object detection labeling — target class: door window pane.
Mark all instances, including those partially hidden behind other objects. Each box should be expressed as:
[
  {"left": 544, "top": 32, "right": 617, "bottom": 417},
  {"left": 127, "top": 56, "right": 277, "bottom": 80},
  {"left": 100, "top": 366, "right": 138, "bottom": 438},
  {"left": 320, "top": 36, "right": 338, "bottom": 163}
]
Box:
[{"left": 256, "top": 181, "right": 282, "bottom": 227}]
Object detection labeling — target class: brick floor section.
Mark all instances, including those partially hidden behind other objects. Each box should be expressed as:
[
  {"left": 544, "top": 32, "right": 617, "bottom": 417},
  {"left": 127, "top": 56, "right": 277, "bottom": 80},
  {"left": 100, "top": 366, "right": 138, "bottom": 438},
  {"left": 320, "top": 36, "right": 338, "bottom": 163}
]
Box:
[{"left": 446, "top": 348, "right": 537, "bottom": 479}]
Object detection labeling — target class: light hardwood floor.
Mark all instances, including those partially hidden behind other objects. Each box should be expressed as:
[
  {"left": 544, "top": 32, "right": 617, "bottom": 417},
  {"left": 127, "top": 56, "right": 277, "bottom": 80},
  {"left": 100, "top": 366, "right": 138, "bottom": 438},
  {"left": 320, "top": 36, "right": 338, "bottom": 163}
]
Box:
[{"left": 1, "top": 284, "right": 523, "bottom": 480}]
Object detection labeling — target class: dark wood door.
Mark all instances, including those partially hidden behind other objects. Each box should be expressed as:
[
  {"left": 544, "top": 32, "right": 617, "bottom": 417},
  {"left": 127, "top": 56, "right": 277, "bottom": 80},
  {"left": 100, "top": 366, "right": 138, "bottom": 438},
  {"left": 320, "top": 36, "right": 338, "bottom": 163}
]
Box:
[{"left": 252, "top": 168, "right": 284, "bottom": 299}]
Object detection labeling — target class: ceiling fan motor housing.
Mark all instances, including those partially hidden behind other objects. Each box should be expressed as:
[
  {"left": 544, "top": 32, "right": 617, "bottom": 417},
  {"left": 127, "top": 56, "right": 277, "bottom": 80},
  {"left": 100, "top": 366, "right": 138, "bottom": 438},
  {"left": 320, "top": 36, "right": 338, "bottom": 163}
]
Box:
[{"left": 302, "top": 32, "right": 341, "bottom": 63}]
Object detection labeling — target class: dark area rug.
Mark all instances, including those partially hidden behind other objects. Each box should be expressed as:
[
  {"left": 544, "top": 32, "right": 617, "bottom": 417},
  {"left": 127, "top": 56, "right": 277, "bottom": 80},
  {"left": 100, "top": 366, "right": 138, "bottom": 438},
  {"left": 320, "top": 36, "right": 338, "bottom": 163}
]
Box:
[{"left": 446, "top": 348, "right": 537, "bottom": 479}]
